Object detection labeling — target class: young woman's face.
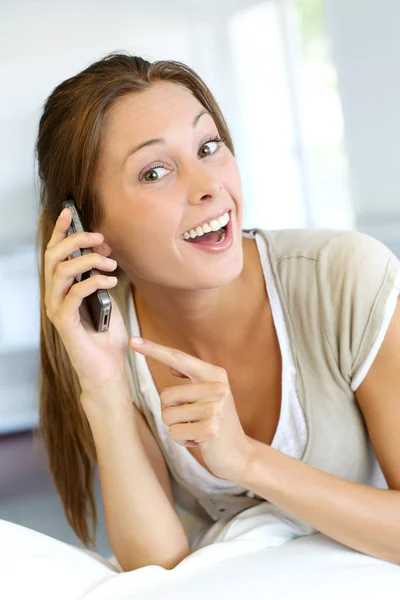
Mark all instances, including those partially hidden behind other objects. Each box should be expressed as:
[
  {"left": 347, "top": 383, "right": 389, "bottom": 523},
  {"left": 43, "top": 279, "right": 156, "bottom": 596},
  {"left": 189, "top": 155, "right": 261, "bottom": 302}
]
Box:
[{"left": 97, "top": 81, "right": 244, "bottom": 290}]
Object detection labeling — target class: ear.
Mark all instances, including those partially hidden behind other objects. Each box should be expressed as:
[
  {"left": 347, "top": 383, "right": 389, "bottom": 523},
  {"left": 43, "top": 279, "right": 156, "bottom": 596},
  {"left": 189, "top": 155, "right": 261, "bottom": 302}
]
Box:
[
  {"left": 95, "top": 241, "right": 113, "bottom": 258},
  {"left": 67, "top": 241, "right": 114, "bottom": 262}
]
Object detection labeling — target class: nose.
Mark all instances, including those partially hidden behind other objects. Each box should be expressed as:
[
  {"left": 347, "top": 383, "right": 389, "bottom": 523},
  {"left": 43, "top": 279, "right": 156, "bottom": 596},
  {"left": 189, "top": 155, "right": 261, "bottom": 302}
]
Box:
[{"left": 184, "top": 159, "right": 223, "bottom": 205}]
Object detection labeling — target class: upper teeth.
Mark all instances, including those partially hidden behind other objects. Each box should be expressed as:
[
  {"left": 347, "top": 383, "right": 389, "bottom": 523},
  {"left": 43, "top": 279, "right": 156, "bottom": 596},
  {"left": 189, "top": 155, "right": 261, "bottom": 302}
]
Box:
[{"left": 181, "top": 211, "right": 230, "bottom": 240}]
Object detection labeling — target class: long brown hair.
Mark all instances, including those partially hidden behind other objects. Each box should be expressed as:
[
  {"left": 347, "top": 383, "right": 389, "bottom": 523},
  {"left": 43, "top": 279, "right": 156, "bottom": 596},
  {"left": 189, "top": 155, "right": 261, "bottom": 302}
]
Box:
[{"left": 35, "top": 50, "right": 235, "bottom": 547}]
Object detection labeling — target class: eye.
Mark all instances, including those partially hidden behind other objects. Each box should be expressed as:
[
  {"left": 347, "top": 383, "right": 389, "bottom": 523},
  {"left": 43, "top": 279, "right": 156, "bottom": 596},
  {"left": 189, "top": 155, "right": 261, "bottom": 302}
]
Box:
[
  {"left": 140, "top": 163, "right": 169, "bottom": 183},
  {"left": 198, "top": 135, "right": 226, "bottom": 158},
  {"left": 139, "top": 135, "right": 226, "bottom": 184}
]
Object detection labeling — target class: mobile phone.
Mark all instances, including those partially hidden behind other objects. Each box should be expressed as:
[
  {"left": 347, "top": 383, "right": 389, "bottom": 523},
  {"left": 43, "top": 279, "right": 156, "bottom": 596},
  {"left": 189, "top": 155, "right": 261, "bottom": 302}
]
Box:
[{"left": 61, "top": 198, "right": 112, "bottom": 333}]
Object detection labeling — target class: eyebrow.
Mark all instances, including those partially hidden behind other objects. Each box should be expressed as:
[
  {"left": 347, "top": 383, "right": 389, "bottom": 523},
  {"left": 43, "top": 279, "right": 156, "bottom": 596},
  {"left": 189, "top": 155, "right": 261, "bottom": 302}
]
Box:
[{"left": 121, "top": 109, "right": 211, "bottom": 169}]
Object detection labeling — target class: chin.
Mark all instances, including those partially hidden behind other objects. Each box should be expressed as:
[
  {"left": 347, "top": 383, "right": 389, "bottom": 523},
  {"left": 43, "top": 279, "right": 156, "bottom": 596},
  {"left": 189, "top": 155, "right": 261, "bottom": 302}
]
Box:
[{"left": 187, "top": 252, "right": 244, "bottom": 290}]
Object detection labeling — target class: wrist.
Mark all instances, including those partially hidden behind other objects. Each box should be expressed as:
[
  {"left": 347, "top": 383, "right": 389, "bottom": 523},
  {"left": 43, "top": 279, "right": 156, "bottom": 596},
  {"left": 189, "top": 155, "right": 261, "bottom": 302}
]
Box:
[
  {"left": 227, "top": 435, "right": 256, "bottom": 485},
  {"left": 80, "top": 373, "right": 133, "bottom": 416}
]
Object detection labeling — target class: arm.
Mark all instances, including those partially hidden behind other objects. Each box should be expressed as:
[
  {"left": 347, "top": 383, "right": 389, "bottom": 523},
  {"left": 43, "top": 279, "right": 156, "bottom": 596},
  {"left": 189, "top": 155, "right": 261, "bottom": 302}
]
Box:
[
  {"left": 81, "top": 376, "right": 190, "bottom": 572},
  {"left": 233, "top": 300, "right": 400, "bottom": 566}
]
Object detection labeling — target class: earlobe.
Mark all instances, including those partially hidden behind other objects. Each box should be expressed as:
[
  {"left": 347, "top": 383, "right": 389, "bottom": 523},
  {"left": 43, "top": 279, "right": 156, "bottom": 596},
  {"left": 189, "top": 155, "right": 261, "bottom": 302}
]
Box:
[{"left": 96, "top": 241, "right": 113, "bottom": 258}]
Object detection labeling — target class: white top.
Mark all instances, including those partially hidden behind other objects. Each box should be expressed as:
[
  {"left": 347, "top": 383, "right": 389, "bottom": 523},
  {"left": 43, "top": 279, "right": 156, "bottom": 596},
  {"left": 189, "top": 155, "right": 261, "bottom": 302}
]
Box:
[{"left": 127, "top": 230, "right": 399, "bottom": 499}]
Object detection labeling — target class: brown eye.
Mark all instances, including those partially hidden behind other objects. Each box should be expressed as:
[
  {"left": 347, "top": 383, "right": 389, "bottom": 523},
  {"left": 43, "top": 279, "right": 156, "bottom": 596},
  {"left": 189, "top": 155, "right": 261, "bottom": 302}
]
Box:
[
  {"left": 198, "top": 136, "right": 224, "bottom": 158},
  {"left": 144, "top": 170, "right": 158, "bottom": 182},
  {"left": 140, "top": 163, "right": 167, "bottom": 183}
]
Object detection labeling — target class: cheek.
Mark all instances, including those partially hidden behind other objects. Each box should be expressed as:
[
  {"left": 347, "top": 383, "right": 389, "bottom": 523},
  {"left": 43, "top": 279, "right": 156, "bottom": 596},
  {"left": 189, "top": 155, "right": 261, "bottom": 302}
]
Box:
[
  {"left": 103, "top": 208, "right": 177, "bottom": 265},
  {"left": 222, "top": 158, "right": 242, "bottom": 198},
  {"left": 103, "top": 186, "right": 179, "bottom": 243}
]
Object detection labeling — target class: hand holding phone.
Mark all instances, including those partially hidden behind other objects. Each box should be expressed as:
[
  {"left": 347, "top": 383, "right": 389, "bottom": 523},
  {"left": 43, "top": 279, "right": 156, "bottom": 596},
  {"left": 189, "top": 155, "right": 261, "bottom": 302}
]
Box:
[
  {"left": 44, "top": 200, "right": 130, "bottom": 394},
  {"left": 61, "top": 198, "right": 112, "bottom": 332}
]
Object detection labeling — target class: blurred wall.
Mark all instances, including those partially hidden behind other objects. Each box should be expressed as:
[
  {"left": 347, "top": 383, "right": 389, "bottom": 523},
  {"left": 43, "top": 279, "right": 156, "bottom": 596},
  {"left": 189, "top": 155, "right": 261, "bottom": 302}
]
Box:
[{"left": 323, "top": 0, "right": 400, "bottom": 256}]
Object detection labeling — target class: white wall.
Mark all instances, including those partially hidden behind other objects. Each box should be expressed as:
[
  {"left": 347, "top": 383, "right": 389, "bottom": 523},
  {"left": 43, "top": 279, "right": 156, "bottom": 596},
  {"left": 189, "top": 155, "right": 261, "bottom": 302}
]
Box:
[{"left": 323, "top": 0, "right": 400, "bottom": 256}]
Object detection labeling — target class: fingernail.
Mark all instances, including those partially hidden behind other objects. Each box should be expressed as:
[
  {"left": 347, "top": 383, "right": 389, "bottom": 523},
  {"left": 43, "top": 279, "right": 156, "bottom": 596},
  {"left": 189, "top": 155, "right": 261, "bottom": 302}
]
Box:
[
  {"left": 59, "top": 207, "right": 68, "bottom": 219},
  {"left": 103, "top": 257, "right": 117, "bottom": 266},
  {"left": 131, "top": 336, "right": 143, "bottom": 345}
]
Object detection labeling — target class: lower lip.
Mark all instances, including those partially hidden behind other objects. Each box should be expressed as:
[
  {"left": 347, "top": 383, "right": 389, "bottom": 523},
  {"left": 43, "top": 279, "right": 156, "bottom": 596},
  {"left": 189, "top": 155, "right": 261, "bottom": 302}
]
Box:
[{"left": 181, "top": 212, "right": 234, "bottom": 254}]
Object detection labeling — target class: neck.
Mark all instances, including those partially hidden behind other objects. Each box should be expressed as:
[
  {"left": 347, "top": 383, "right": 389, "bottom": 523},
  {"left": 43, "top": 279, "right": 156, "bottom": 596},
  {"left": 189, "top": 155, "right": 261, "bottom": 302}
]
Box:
[{"left": 131, "top": 237, "right": 265, "bottom": 364}]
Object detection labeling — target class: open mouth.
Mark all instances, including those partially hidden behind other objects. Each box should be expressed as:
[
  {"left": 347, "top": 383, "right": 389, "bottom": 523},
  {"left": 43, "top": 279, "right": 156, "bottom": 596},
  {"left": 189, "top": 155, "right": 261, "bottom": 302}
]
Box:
[
  {"left": 180, "top": 210, "right": 234, "bottom": 253},
  {"left": 182, "top": 210, "right": 231, "bottom": 245}
]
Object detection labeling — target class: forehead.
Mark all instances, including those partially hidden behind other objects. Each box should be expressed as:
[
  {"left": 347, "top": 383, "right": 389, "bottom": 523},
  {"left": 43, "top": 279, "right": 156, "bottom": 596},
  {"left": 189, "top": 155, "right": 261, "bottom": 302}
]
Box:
[{"left": 103, "top": 81, "right": 208, "bottom": 147}]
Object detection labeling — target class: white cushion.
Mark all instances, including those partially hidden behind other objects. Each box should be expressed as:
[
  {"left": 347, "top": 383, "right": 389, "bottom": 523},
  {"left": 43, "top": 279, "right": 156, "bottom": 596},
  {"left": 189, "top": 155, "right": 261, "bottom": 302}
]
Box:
[{"left": 1, "top": 502, "right": 400, "bottom": 600}]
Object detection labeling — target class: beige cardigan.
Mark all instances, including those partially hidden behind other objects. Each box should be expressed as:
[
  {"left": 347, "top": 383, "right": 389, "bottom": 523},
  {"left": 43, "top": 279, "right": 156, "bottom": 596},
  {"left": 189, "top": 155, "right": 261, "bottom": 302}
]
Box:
[{"left": 112, "top": 227, "right": 399, "bottom": 533}]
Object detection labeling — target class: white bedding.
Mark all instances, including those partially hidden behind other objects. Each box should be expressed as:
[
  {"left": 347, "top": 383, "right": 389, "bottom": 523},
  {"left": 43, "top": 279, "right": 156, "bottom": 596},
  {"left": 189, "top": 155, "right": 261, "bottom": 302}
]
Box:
[{"left": 2, "top": 502, "right": 400, "bottom": 599}]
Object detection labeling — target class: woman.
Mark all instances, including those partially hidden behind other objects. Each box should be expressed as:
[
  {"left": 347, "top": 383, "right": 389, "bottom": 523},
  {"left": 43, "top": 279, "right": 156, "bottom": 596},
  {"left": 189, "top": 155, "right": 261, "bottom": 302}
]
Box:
[{"left": 37, "top": 51, "right": 400, "bottom": 572}]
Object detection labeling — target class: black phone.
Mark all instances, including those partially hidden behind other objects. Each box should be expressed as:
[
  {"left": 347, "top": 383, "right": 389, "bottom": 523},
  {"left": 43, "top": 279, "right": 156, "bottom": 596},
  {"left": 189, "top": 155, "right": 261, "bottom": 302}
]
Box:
[{"left": 61, "top": 198, "right": 112, "bottom": 333}]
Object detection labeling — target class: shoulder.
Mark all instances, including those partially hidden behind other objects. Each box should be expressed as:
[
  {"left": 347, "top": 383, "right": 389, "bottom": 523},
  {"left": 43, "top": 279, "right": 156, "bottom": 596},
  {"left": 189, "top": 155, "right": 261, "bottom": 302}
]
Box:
[
  {"left": 310, "top": 230, "right": 399, "bottom": 310},
  {"left": 315, "top": 229, "right": 398, "bottom": 277},
  {"left": 253, "top": 227, "right": 393, "bottom": 263},
  {"left": 260, "top": 227, "right": 344, "bottom": 261},
  {"left": 252, "top": 227, "right": 399, "bottom": 382},
  {"left": 251, "top": 227, "right": 398, "bottom": 277}
]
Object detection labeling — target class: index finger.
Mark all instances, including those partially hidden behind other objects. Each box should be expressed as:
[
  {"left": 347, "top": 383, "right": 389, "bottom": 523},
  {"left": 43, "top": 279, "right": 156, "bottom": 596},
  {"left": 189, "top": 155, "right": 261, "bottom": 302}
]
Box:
[
  {"left": 46, "top": 207, "right": 72, "bottom": 251},
  {"left": 129, "top": 337, "right": 226, "bottom": 384}
]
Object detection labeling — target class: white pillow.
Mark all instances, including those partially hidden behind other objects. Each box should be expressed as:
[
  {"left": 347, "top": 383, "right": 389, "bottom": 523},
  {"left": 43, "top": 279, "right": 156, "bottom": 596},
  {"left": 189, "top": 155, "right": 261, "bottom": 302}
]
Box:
[
  {"left": 2, "top": 503, "right": 400, "bottom": 600},
  {"left": 0, "top": 519, "right": 115, "bottom": 599}
]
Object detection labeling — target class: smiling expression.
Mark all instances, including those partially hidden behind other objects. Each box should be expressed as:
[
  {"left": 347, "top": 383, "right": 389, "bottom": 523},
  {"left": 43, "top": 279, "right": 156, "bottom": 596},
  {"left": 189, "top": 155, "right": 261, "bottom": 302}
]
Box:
[{"left": 95, "top": 81, "right": 244, "bottom": 290}]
